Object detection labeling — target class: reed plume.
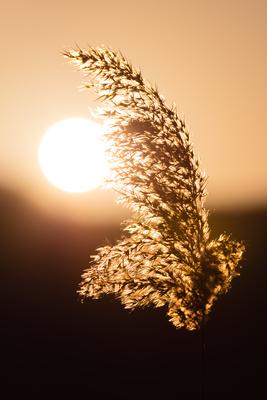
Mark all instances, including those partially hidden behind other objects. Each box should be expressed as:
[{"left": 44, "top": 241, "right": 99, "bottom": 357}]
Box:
[{"left": 64, "top": 47, "right": 244, "bottom": 330}]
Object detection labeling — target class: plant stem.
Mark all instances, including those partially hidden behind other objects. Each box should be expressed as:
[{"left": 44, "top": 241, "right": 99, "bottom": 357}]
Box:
[{"left": 201, "top": 316, "right": 206, "bottom": 400}]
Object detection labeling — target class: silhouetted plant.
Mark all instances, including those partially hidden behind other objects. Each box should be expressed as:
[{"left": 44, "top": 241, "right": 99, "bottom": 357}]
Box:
[{"left": 64, "top": 47, "right": 244, "bottom": 330}]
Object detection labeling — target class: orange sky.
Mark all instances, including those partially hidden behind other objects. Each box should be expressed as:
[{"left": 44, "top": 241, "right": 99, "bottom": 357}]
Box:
[{"left": 1, "top": 0, "right": 267, "bottom": 222}]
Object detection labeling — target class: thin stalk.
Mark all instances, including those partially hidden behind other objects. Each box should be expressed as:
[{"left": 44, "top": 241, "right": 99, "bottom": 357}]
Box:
[{"left": 200, "top": 316, "right": 206, "bottom": 400}]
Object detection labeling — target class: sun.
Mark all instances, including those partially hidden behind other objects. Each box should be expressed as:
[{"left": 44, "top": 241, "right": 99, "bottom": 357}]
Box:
[{"left": 38, "top": 118, "right": 109, "bottom": 193}]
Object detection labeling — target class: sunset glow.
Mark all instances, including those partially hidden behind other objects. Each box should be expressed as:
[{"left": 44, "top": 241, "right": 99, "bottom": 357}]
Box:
[{"left": 38, "top": 118, "right": 108, "bottom": 193}]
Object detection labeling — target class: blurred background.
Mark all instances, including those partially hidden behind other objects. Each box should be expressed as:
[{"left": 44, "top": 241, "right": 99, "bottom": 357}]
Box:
[{"left": 1, "top": 1, "right": 267, "bottom": 398}]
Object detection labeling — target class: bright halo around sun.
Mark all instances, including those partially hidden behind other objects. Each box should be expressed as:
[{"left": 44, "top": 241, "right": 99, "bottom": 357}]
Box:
[{"left": 38, "top": 118, "right": 109, "bottom": 193}]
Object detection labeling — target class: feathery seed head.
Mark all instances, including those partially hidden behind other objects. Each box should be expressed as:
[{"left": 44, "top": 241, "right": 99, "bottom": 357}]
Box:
[{"left": 64, "top": 46, "right": 245, "bottom": 330}]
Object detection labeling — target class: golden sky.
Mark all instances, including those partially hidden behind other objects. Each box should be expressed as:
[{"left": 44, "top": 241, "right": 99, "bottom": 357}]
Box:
[{"left": 1, "top": 0, "right": 267, "bottom": 222}]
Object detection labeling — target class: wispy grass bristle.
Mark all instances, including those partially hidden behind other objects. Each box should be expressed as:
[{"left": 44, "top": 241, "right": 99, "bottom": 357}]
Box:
[{"left": 64, "top": 46, "right": 245, "bottom": 330}]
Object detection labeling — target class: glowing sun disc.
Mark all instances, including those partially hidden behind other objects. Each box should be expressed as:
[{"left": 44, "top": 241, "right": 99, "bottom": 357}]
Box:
[{"left": 38, "top": 118, "right": 108, "bottom": 193}]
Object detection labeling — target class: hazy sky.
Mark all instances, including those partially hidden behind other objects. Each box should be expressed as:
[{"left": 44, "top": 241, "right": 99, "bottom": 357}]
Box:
[{"left": 1, "top": 0, "right": 267, "bottom": 221}]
